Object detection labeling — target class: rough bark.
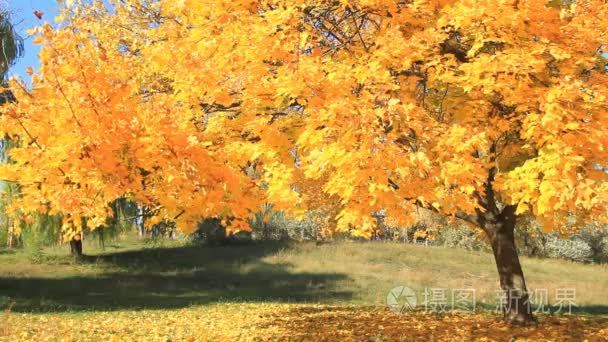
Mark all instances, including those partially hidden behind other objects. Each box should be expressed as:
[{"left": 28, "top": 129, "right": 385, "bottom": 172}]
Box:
[{"left": 482, "top": 205, "right": 536, "bottom": 325}]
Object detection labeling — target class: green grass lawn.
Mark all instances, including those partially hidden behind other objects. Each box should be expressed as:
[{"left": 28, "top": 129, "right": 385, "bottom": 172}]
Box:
[
  {"left": 1, "top": 237, "right": 607, "bottom": 340},
  {"left": 1, "top": 237, "right": 607, "bottom": 313}
]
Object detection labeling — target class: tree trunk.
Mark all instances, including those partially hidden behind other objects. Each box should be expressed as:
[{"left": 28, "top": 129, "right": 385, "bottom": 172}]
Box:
[
  {"left": 482, "top": 205, "right": 536, "bottom": 325},
  {"left": 7, "top": 217, "right": 13, "bottom": 248},
  {"left": 70, "top": 238, "right": 83, "bottom": 258},
  {"left": 136, "top": 205, "right": 145, "bottom": 238}
]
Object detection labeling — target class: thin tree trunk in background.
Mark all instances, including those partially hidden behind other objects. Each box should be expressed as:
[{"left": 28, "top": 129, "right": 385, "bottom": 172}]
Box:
[
  {"left": 136, "top": 205, "right": 145, "bottom": 238},
  {"left": 6, "top": 217, "right": 13, "bottom": 248},
  {"left": 482, "top": 205, "right": 535, "bottom": 325}
]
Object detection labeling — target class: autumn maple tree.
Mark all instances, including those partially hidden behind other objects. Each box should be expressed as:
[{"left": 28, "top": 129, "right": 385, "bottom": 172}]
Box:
[{"left": 1, "top": 0, "right": 607, "bottom": 324}]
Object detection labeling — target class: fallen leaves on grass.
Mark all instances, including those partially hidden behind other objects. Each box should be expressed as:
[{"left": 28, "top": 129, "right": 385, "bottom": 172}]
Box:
[
  {"left": 260, "top": 306, "right": 608, "bottom": 341},
  {"left": 1, "top": 304, "right": 606, "bottom": 341}
]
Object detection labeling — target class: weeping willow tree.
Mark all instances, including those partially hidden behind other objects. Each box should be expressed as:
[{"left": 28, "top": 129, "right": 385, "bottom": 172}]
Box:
[
  {"left": 0, "top": 8, "right": 23, "bottom": 79},
  {"left": 0, "top": 8, "right": 23, "bottom": 246}
]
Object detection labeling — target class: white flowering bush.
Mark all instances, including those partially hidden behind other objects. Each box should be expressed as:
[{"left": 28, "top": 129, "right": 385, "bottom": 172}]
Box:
[{"left": 544, "top": 234, "right": 594, "bottom": 263}]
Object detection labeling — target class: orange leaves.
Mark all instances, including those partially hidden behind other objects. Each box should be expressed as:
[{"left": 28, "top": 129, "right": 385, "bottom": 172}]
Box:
[
  {"left": 2, "top": 0, "right": 608, "bottom": 241},
  {"left": 1, "top": 1, "right": 267, "bottom": 237},
  {"left": 213, "top": 91, "right": 233, "bottom": 107}
]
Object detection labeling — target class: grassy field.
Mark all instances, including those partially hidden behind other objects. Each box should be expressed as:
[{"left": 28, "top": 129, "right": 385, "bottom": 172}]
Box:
[{"left": 1, "top": 237, "right": 607, "bottom": 340}]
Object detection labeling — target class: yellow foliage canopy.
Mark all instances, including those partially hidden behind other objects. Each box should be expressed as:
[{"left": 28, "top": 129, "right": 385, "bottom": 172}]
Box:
[{"left": 1, "top": 0, "right": 607, "bottom": 238}]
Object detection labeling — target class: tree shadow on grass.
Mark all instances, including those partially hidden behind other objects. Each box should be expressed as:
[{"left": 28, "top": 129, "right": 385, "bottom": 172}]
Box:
[
  {"left": 570, "top": 305, "right": 608, "bottom": 316},
  {"left": 0, "top": 242, "right": 351, "bottom": 312}
]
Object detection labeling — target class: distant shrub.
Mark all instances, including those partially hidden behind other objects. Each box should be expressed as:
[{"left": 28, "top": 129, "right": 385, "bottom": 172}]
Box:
[
  {"left": 515, "top": 220, "right": 608, "bottom": 263},
  {"left": 249, "top": 208, "right": 318, "bottom": 241},
  {"left": 571, "top": 223, "right": 608, "bottom": 263},
  {"left": 191, "top": 206, "right": 321, "bottom": 244},
  {"left": 435, "top": 225, "right": 487, "bottom": 251},
  {"left": 544, "top": 234, "right": 594, "bottom": 263}
]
